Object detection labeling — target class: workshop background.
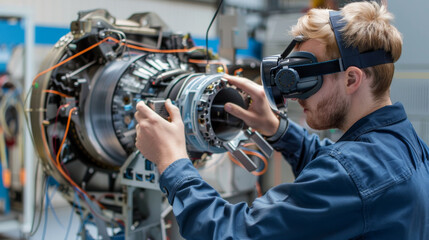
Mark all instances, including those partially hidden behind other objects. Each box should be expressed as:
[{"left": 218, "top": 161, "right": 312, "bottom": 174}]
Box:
[{"left": 0, "top": 0, "right": 428, "bottom": 239}]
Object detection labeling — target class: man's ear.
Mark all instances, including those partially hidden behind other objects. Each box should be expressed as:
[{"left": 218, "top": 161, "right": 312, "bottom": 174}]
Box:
[{"left": 344, "top": 66, "right": 363, "bottom": 95}]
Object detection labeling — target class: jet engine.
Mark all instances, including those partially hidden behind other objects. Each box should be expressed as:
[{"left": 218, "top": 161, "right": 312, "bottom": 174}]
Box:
[{"left": 29, "top": 9, "right": 270, "bottom": 239}]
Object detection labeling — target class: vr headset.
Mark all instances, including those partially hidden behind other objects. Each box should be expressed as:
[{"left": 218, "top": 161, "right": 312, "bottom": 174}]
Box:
[{"left": 261, "top": 11, "right": 394, "bottom": 110}]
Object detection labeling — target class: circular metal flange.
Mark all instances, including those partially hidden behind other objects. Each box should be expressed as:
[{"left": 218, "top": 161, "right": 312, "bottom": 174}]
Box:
[{"left": 178, "top": 74, "right": 247, "bottom": 154}]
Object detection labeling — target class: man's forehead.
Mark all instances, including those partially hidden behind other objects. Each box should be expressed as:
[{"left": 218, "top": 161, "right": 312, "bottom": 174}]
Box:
[{"left": 296, "top": 39, "right": 326, "bottom": 61}]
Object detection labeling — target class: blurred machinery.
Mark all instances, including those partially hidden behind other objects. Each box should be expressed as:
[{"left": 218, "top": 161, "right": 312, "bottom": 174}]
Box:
[
  {"left": 29, "top": 9, "right": 271, "bottom": 239},
  {"left": 0, "top": 8, "right": 35, "bottom": 235},
  {"left": 0, "top": 73, "right": 23, "bottom": 214}
]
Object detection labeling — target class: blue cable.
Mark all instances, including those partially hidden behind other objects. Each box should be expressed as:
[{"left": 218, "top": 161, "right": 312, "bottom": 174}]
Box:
[
  {"left": 240, "top": 147, "right": 262, "bottom": 155},
  {"left": 239, "top": 147, "right": 266, "bottom": 172},
  {"left": 42, "top": 181, "right": 66, "bottom": 240},
  {"left": 47, "top": 184, "right": 64, "bottom": 229},
  {"left": 64, "top": 201, "right": 75, "bottom": 240},
  {"left": 74, "top": 188, "right": 84, "bottom": 221},
  {"left": 77, "top": 215, "right": 88, "bottom": 236},
  {"left": 41, "top": 181, "right": 49, "bottom": 240},
  {"left": 74, "top": 188, "right": 85, "bottom": 240}
]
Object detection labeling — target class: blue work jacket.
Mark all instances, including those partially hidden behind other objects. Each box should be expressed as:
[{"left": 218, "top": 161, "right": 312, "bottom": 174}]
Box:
[{"left": 159, "top": 102, "right": 429, "bottom": 239}]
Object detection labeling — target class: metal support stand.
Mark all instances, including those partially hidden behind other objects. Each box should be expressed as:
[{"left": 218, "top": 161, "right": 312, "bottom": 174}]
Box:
[{"left": 120, "top": 151, "right": 164, "bottom": 240}]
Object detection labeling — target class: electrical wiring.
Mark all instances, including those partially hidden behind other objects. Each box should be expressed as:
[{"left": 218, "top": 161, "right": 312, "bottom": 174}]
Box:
[
  {"left": 52, "top": 103, "right": 71, "bottom": 156},
  {"left": 64, "top": 201, "right": 75, "bottom": 240},
  {"left": 54, "top": 107, "right": 111, "bottom": 218},
  {"left": 74, "top": 189, "right": 84, "bottom": 223},
  {"left": 233, "top": 68, "right": 244, "bottom": 76},
  {"left": 30, "top": 25, "right": 243, "bottom": 237},
  {"left": 41, "top": 179, "right": 65, "bottom": 240},
  {"left": 46, "top": 183, "right": 65, "bottom": 229},
  {"left": 32, "top": 36, "right": 206, "bottom": 88},
  {"left": 227, "top": 144, "right": 269, "bottom": 176},
  {"left": 77, "top": 215, "right": 89, "bottom": 239},
  {"left": 43, "top": 90, "right": 72, "bottom": 98},
  {"left": 74, "top": 187, "right": 124, "bottom": 239},
  {"left": 32, "top": 36, "right": 119, "bottom": 86},
  {"left": 53, "top": 108, "right": 82, "bottom": 192},
  {"left": 22, "top": 84, "right": 60, "bottom": 237},
  {"left": 75, "top": 186, "right": 119, "bottom": 224},
  {"left": 41, "top": 179, "right": 50, "bottom": 240},
  {"left": 39, "top": 106, "right": 120, "bottom": 231},
  {"left": 39, "top": 108, "right": 100, "bottom": 209},
  {"left": 29, "top": 167, "right": 46, "bottom": 236},
  {"left": 50, "top": 107, "right": 110, "bottom": 212}
]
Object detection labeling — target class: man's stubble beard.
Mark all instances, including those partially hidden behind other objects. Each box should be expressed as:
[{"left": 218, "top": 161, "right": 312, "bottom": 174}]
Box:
[{"left": 306, "top": 89, "right": 349, "bottom": 131}]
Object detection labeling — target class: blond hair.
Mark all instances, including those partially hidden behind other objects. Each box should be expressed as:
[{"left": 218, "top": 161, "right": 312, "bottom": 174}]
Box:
[{"left": 290, "top": 1, "right": 403, "bottom": 99}]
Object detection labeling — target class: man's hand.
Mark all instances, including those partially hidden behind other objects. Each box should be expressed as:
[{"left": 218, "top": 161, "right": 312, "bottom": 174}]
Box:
[
  {"left": 135, "top": 99, "right": 188, "bottom": 174},
  {"left": 223, "top": 75, "right": 280, "bottom": 136}
]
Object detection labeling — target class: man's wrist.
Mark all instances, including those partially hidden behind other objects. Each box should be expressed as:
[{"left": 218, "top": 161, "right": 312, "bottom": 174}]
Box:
[
  {"left": 157, "top": 154, "right": 188, "bottom": 174},
  {"left": 265, "top": 116, "right": 289, "bottom": 142}
]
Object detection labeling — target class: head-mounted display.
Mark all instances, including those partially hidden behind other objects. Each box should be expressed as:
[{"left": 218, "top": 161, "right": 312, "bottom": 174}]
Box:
[{"left": 261, "top": 11, "right": 394, "bottom": 110}]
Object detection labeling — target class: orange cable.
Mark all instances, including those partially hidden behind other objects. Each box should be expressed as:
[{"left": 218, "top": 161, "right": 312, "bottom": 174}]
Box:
[
  {"left": 43, "top": 90, "right": 72, "bottom": 98},
  {"left": 56, "top": 107, "right": 76, "bottom": 167},
  {"left": 40, "top": 108, "right": 105, "bottom": 209},
  {"left": 227, "top": 149, "right": 268, "bottom": 176},
  {"left": 33, "top": 35, "right": 208, "bottom": 211},
  {"left": 32, "top": 36, "right": 120, "bottom": 86},
  {"left": 243, "top": 143, "right": 256, "bottom": 147},
  {"left": 233, "top": 68, "right": 243, "bottom": 76},
  {"left": 33, "top": 36, "right": 205, "bottom": 87},
  {"left": 243, "top": 150, "right": 268, "bottom": 176},
  {"left": 241, "top": 142, "right": 268, "bottom": 175}
]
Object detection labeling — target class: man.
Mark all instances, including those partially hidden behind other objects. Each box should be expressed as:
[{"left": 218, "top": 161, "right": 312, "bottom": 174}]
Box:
[{"left": 135, "top": 1, "right": 429, "bottom": 239}]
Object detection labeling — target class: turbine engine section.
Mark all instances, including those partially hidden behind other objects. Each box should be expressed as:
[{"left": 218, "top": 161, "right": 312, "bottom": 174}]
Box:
[
  {"left": 30, "top": 9, "right": 270, "bottom": 198},
  {"left": 29, "top": 9, "right": 274, "bottom": 239},
  {"left": 29, "top": 10, "right": 201, "bottom": 194},
  {"left": 81, "top": 53, "right": 189, "bottom": 168}
]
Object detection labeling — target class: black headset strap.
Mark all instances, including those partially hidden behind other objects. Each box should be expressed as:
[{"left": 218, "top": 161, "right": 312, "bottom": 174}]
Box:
[
  {"left": 274, "top": 11, "right": 394, "bottom": 81},
  {"left": 280, "top": 36, "right": 305, "bottom": 59},
  {"left": 286, "top": 11, "right": 395, "bottom": 78},
  {"left": 291, "top": 59, "right": 341, "bottom": 78},
  {"left": 329, "top": 11, "right": 393, "bottom": 69},
  {"left": 291, "top": 48, "right": 394, "bottom": 78}
]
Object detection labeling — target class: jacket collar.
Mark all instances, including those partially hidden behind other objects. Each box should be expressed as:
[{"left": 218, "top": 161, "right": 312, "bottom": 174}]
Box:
[{"left": 338, "top": 102, "right": 407, "bottom": 142}]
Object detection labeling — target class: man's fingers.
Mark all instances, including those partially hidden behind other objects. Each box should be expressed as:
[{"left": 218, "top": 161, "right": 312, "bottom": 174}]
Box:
[
  {"left": 224, "top": 102, "right": 252, "bottom": 121},
  {"left": 135, "top": 100, "right": 165, "bottom": 122},
  {"left": 165, "top": 99, "right": 181, "bottom": 123},
  {"left": 223, "top": 74, "right": 261, "bottom": 97},
  {"left": 136, "top": 101, "right": 152, "bottom": 116}
]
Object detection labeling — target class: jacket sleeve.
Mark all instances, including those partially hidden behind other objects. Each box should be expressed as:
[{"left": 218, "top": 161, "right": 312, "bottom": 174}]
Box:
[
  {"left": 159, "top": 154, "right": 364, "bottom": 240},
  {"left": 271, "top": 120, "right": 336, "bottom": 176}
]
